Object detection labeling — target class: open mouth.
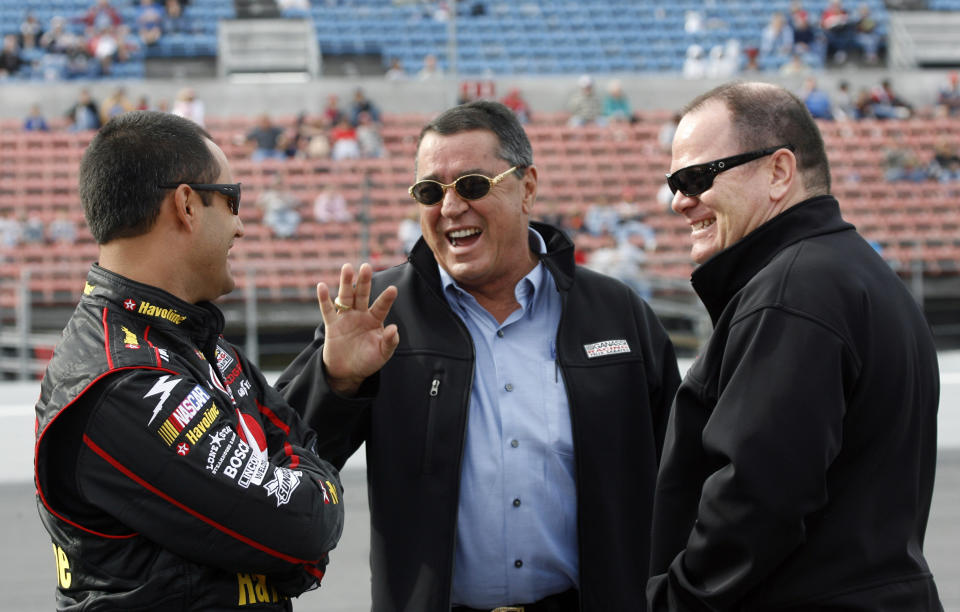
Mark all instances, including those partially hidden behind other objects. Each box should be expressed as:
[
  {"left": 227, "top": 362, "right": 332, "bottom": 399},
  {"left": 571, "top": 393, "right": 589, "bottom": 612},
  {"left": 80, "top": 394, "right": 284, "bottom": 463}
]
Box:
[
  {"left": 692, "top": 218, "right": 716, "bottom": 231},
  {"left": 447, "top": 227, "right": 482, "bottom": 247}
]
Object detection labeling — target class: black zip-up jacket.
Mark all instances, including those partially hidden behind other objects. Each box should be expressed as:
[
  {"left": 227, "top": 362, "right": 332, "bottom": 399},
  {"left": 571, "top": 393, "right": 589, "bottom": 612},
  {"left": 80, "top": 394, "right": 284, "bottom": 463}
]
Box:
[
  {"left": 277, "top": 222, "right": 681, "bottom": 611},
  {"left": 648, "top": 196, "right": 942, "bottom": 611},
  {"left": 35, "top": 265, "right": 344, "bottom": 611}
]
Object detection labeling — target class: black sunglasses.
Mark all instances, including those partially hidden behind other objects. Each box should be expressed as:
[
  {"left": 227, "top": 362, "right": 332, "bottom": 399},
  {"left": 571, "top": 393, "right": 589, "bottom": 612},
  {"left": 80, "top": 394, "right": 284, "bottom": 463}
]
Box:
[
  {"left": 666, "top": 145, "right": 794, "bottom": 197},
  {"left": 409, "top": 166, "right": 519, "bottom": 206},
  {"left": 158, "top": 183, "right": 242, "bottom": 215}
]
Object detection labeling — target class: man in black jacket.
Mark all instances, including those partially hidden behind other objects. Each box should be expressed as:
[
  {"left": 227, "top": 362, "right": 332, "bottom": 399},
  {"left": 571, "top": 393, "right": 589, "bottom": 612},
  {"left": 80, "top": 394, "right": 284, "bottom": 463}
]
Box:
[
  {"left": 277, "top": 100, "right": 681, "bottom": 611},
  {"left": 648, "top": 81, "right": 942, "bottom": 610},
  {"left": 35, "top": 111, "right": 347, "bottom": 610}
]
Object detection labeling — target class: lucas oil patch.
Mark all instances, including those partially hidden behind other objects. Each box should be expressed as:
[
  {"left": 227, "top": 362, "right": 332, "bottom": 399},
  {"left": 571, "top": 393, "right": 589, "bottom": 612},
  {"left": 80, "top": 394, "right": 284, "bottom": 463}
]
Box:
[{"left": 583, "top": 339, "right": 631, "bottom": 359}]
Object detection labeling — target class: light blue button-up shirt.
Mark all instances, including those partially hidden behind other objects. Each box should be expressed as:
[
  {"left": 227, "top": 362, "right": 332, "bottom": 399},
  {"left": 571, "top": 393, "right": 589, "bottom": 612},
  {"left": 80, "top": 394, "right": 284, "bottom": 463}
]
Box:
[{"left": 442, "top": 229, "right": 578, "bottom": 608}]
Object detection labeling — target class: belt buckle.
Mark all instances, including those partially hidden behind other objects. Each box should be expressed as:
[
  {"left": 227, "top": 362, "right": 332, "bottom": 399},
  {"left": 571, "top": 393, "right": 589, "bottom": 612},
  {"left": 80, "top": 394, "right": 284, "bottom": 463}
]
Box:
[{"left": 492, "top": 608, "right": 524, "bottom": 612}]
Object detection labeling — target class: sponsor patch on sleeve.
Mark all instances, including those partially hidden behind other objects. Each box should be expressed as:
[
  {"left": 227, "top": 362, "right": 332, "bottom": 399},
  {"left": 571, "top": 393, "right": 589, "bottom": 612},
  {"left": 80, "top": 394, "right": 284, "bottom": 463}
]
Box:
[{"left": 583, "top": 339, "right": 631, "bottom": 359}]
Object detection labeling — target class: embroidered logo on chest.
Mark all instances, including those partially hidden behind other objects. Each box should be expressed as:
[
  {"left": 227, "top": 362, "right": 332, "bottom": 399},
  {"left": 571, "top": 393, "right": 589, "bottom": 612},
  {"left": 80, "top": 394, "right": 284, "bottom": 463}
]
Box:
[{"left": 583, "top": 339, "right": 631, "bottom": 359}]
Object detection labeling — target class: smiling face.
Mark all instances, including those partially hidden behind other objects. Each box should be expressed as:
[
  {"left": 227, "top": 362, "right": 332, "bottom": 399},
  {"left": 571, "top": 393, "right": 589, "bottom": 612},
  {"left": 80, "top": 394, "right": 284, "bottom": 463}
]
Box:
[
  {"left": 415, "top": 129, "right": 538, "bottom": 296},
  {"left": 670, "top": 101, "right": 778, "bottom": 264}
]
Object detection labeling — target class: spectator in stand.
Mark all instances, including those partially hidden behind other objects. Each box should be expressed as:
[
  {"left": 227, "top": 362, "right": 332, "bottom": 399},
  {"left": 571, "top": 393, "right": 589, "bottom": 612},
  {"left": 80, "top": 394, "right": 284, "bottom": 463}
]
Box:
[
  {"left": 396, "top": 207, "right": 420, "bottom": 256},
  {"left": 870, "top": 78, "right": 913, "bottom": 119},
  {"left": 349, "top": 88, "right": 381, "bottom": 126},
  {"left": 743, "top": 46, "right": 761, "bottom": 72},
  {"left": 20, "top": 13, "right": 43, "bottom": 50},
  {"left": 936, "top": 71, "right": 960, "bottom": 117},
  {"left": 385, "top": 56, "right": 406, "bottom": 80},
  {"left": 136, "top": 0, "right": 165, "bottom": 46},
  {"left": 500, "top": 88, "right": 531, "bottom": 124},
  {"left": 21, "top": 214, "right": 46, "bottom": 244},
  {"left": 820, "top": 0, "right": 854, "bottom": 64},
  {"left": 683, "top": 44, "right": 707, "bottom": 79},
  {"left": 322, "top": 94, "right": 344, "bottom": 128},
  {"left": 790, "top": 9, "right": 825, "bottom": 68},
  {"left": 659, "top": 112, "right": 681, "bottom": 154},
  {"left": 833, "top": 80, "right": 858, "bottom": 120},
  {"left": 0, "top": 213, "right": 23, "bottom": 250},
  {"left": 329, "top": 117, "right": 360, "bottom": 161},
  {"left": 760, "top": 12, "right": 794, "bottom": 66},
  {"left": 245, "top": 113, "right": 286, "bottom": 161},
  {"left": 355, "top": 111, "right": 385, "bottom": 159},
  {"left": 417, "top": 53, "right": 443, "bottom": 80},
  {"left": 100, "top": 86, "right": 134, "bottom": 123},
  {"left": 80, "top": 0, "right": 123, "bottom": 32},
  {"left": 48, "top": 214, "right": 77, "bottom": 245},
  {"left": 313, "top": 185, "right": 351, "bottom": 224},
  {"left": 171, "top": 87, "right": 205, "bottom": 126},
  {"left": 927, "top": 138, "right": 960, "bottom": 182},
  {"left": 567, "top": 74, "right": 604, "bottom": 126},
  {"left": 583, "top": 195, "right": 622, "bottom": 237},
  {"left": 884, "top": 146, "right": 927, "bottom": 182},
  {"left": 602, "top": 79, "right": 635, "bottom": 124},
  {"left": 303, "top": 117, "right": 331, "bottom": 159},
  {"left": 65, "top": 88, "right": 102, "bottom": 132},
  {"left": 779, "top": 52, "right": 811, "bottom": 76},
  {"left": 163, "top": 0, "right": 186, "bottom": 33},
  {"left": 853, "top": 3, "right": 882, "bottom": 64},
  {"left": 801, "top": 76, "right": 834, "bottom": 120},
  {"left": 24, "top": 104, "right": 50, "bottom": 131},
  {"left": 0, "top": 34, "right": 24, "bottom": 78},
  {"left": 256, "top": 172, "right": 302, "bottom": 239},
  {"left": 87, "top": 24, "right": 135, "bottom": 76}
]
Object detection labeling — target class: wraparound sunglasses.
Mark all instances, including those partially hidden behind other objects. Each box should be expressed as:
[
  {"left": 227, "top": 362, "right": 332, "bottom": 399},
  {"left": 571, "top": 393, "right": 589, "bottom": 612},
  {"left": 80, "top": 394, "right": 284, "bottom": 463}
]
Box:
[
  {"left": 666, "top": 145, "right": 794, "bottom": 197},
  {"left": 157, "top": 183, "right": 242, "bottom": 215}
]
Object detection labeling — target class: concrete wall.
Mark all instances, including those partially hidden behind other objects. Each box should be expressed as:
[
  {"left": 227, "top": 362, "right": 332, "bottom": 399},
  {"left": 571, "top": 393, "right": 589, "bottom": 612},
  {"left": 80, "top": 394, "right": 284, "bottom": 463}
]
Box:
[{"left": 1, "top": 68, "right": 956, "bottom": 121}]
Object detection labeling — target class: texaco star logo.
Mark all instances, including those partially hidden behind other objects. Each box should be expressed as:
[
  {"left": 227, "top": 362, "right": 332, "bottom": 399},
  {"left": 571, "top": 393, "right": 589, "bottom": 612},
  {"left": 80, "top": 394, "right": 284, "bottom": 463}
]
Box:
[
  {"left": 176, "top": 442, "right": 191, "bottom": 456},
  {"left": 123, "top": 299, "right": 137, "bottom": 311}
]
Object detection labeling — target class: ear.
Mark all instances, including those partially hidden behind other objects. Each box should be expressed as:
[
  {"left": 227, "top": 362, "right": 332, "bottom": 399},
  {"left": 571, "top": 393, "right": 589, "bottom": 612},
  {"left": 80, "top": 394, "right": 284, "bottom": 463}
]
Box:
[
  {"left": 170, "top": 184, "right": 199, "bottom": 233},
  {"left": 768, "top": 148, "right": 796, "bottom": 202},
  {"left": 520, "top": 165, "right": 538, "bottom": 215}
]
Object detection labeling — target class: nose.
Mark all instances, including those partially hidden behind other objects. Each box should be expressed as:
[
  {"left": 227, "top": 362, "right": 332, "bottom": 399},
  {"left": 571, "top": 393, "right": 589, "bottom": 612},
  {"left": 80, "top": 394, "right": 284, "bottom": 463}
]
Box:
[
  {"left": 234, "top": 214, "right": 245, "bottom": 237},
  {"left": 439, "top": 185, "right": 469, "bottom": 218},
  {"left": 671, "top": 190, "right": 696, "bottom": 216}
]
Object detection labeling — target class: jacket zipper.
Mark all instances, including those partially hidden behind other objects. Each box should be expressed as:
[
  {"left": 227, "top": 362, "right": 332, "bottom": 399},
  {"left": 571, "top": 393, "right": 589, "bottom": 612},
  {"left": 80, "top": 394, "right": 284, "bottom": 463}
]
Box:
[{"left": 422, "top": 373, "right": 442, "bottom": 474}]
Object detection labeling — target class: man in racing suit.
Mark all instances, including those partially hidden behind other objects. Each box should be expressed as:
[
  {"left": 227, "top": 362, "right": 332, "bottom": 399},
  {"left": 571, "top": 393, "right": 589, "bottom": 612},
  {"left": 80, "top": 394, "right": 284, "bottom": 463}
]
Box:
[{"left": 34, "top": 111, "right": 370, "bottom": 610}]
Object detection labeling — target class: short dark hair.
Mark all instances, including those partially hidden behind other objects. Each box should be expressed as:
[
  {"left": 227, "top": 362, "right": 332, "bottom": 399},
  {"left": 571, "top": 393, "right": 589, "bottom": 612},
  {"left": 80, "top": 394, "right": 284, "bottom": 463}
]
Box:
[
  {"left": 79, "top": 111, "right": 218, "bottom": 244},
  {"left": 683, "top": 81, "right": 831, "bottom": 194},
  {"left": 416, "top": 100, "right": 533, "bottom": 172}
]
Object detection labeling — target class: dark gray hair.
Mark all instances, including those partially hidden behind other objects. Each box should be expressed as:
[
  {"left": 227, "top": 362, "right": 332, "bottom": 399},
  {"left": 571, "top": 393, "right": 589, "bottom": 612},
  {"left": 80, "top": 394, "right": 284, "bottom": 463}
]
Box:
[{"left": 416, "top": 100, "right": 533, "bottom": 172}]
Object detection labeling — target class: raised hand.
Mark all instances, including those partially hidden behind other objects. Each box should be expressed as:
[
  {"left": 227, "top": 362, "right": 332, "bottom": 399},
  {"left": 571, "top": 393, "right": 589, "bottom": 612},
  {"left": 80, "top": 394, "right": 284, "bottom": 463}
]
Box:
[{"left": 319, "top": 263, "right": 399, "bottom": 396}]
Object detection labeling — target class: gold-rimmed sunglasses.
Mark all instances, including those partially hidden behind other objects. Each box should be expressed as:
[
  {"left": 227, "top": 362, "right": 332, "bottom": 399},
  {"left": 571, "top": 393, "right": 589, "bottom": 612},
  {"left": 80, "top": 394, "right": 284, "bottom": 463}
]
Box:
[{"left": 408, "top": 166, "right": 519, "bottom": 206}]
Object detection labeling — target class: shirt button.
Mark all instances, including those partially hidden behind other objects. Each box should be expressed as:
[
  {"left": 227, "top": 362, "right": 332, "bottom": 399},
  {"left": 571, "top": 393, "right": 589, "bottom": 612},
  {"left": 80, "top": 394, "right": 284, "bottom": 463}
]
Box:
[
  {"left": 514, "top": 559, "right": 523, "bottom": 568},
  {"left": 510, "top": 439, "right": 519, "bottom": 448},
  {"left": 497, "top": 330, "right": 504, "bottom": 337},
  {"left": 513, "top": 498, "right": 521, "bottom": 507},
  {"left": 505, "top": 383, "right": 513, "bottom": 392}
]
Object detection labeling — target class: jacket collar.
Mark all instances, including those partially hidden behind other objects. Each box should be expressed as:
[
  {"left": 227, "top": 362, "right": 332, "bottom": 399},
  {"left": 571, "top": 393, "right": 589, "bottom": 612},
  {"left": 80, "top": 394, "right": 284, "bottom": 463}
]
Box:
[
  {"left": 407, "top": 221, "right": 576, "bottom": 294},
  {"left": 691, "top": 195, "right": 854, "bottom": 324},
  {"left": 83, "top": 264, "right": 226, "bottom": 353}
]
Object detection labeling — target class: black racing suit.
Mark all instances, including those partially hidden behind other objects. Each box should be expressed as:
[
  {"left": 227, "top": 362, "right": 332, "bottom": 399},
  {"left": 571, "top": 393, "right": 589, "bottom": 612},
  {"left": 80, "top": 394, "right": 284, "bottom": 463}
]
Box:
[{"left": 35, "top": 265, "right": 344, "bottom": 611}]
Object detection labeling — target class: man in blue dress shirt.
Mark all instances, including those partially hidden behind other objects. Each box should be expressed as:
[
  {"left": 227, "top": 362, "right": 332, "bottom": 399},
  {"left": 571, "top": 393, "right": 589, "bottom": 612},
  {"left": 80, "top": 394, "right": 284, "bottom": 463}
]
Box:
[{"left": 277, "top": 100, "right": 681, "bottom": 611}]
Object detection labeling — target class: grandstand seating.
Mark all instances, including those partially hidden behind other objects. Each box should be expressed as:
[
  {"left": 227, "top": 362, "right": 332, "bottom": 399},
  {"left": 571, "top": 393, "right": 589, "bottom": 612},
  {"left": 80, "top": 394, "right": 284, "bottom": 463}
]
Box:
[
  {"left": 1, "top": 0, "right": 900, "bottom": 81},
  {"left": 2, "top": 111, "right": 959, "bottom": 312}
]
